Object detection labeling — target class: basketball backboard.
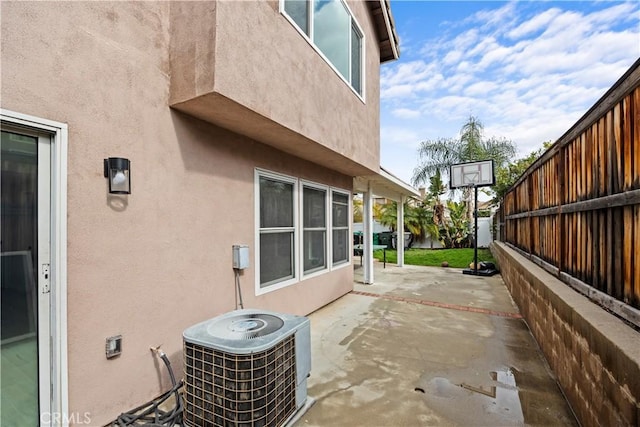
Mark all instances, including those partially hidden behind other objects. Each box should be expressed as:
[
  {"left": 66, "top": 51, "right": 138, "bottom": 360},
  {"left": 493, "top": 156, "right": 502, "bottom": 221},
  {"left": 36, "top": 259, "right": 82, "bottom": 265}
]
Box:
[{"left": 450, "top": 160, "right": 495, "bottom": 189}]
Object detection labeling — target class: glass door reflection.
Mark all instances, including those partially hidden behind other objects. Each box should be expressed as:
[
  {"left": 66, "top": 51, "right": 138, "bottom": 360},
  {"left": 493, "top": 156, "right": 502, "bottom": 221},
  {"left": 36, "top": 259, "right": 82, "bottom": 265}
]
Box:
[{"left": 1, "top": 129, "right": 40, "bottom": 426}]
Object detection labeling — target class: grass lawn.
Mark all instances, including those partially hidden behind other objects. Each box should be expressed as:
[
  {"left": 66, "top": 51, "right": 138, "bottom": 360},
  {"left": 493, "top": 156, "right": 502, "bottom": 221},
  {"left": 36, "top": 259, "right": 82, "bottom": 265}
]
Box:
[{"left": 373, "top": 248, "right": 496, "bottom": 269}]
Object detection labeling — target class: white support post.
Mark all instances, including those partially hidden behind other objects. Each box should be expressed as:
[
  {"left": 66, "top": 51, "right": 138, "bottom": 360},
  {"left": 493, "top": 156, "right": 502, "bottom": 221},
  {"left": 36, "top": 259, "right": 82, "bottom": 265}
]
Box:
[
  {"left": 397, "top": 196, "right": 405, "bottom": 267},
  {"left": 363, "top": 183, "right": 374, "bottom": 284}
]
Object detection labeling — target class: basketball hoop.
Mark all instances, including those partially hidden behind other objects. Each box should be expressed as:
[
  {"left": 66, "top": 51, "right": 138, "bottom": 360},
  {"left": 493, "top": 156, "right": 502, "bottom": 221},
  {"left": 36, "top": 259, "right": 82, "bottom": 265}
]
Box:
[
  {"left": 450, "top": 160, "right": 495, "bottom": 189},
  {"left": 450, "top": 160, "right": 497, "bottom": 277}
]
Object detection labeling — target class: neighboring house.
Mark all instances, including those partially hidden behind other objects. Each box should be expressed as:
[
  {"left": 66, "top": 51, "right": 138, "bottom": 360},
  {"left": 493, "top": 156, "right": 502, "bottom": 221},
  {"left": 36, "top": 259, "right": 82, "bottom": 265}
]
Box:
[{"left": 0, "top": 1, "right": 417, "bottom": 425}]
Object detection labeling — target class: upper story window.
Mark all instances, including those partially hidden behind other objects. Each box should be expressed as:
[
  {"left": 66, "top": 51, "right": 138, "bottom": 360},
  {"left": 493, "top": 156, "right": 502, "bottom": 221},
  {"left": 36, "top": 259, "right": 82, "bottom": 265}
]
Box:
[{"left": 283, "top": 0, "right": 364, "bottom": 97}]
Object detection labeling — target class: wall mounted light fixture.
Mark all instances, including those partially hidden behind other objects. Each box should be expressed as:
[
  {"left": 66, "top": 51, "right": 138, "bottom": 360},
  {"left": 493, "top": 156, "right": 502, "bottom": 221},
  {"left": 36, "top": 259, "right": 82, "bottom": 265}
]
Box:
[{"left": 104, "top": 157, "right": 131, "bottom": 194}]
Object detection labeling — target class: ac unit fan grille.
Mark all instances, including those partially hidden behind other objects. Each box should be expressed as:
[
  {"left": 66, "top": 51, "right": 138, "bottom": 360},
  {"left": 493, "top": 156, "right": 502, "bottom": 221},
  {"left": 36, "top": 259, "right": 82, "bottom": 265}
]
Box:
[{"left": 184, "top": 335, "right": 297, "bottom": 427}]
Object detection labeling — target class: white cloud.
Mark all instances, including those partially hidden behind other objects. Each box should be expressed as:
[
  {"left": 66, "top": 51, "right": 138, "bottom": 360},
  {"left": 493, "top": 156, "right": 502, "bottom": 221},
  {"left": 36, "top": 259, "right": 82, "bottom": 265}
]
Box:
[
  {"left": 452, "top": 28, "right": 480, "bottom": 52},
  {"left": 380, "top": 126, "right": 422, "bottom": 149},
  {"left": 508, "top": 8, "right": 562, "bottom": 39},
  {"left": 381, "top": 60, "right": 437, "bottom": 86},
  {"left": 464, "top": 81, "right": 498, "bottom": 96},
  {"left": 381, "top": 84, "right": 417, "bottom": 99},
  {"left": 392, "top": 108, "right": 421, "bottom": 119},
  {"left": 442, "top": 49, "right": 463, "bottom": 66},
  {"left": 587, "top": 2, "right": 638, "bottom": 25},
  {"left": 470, "top": 2, "right": 518, "bottom": 30},
  {"left": 466, "top": 37, "right": 498, "bottom": 59},
  {"left": 379, "top": 1, "right": 640, "bottom": 182},
  {"left": 477, "top": 45, "right": 512, "bottom": 69}
]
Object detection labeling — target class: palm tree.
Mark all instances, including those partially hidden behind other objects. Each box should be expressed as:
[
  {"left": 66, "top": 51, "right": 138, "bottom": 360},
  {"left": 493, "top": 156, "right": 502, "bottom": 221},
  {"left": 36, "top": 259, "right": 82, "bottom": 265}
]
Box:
[
  {"left": 353, "top": 196, "right": 363, "bottom": 223},
  {"left": 404, "top": 199, "right": 433, "bottom": 242},
  {"left": 412, "top": 116, "right": 516, "bottom": 219},
  {"left": 425, "top": 171, "right": 446, "bottom": 248},
  {"left": 376, "top": 199, "right": 434, "bottom": 248},
  {"left": 442, "top": 200, "right": 470, "bottom": 248},
  {"left": 376, "top": 200, "right": 399, "bottom": 232}
]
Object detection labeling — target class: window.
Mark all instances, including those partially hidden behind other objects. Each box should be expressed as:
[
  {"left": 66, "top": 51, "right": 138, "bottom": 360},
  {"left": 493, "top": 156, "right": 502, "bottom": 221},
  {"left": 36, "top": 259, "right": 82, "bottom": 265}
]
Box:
[
  {"left": 256, "top": 169, "right": 350, "bottom": 294},
  {"left": 282, "top": 0, "right": 364, "bottom": 97},
  {"left": 350, "top": 24, "right": 362, "bottom": 94},
  {"left": 258, "top": 174, "right": 296, "bottom": 288},
  {"left": 284, "top": 0, "right": 309, "bottom": 34},
  {"left": 302, "top": 185, "right": 327, "bottom": 274},
  {"left": 332, "top": 191, "right": 349, "bottom": 265}
]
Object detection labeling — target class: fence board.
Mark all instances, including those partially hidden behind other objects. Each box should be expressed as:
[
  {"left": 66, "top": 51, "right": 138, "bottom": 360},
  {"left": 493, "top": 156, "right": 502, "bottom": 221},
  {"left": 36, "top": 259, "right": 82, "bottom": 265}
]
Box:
[
  {"left": 593, "top": 210, "right": 600, "bottom": 290},
  {"left": 597, "top": 119, "right": 605, "bottom": 197},
  {"left": 623, "top": 95, "right": 632, "bottom": 189},
  {"left": 631, "top": 206, "right": 640, "bottom": 307},
  {"left": 588, "top": 211, "right": 592, "bottom": 284},
  {"left": 606, "top": 208, "right": 614, "bottom": 296},
  {"left": 614, "top": 103, "right": 624, "bottom": 193},
  {"left": 635, "top": 88, "right": 640, "bottom": 189},
  {"left": 623, "top": 206, "right": 633, "bottom": 304},
  {"left": 607, "top": 109, "right": 615, "bottom": 195},
  {"left": 497, "top": 63, "right": 640, "bottom": 317}
]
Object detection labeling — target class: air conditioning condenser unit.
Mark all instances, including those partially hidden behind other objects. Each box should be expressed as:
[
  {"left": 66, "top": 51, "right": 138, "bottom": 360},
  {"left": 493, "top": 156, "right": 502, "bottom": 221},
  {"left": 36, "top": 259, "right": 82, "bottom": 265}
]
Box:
[{"left": 183, "top": 309, "right": 311, "bottom": 427}]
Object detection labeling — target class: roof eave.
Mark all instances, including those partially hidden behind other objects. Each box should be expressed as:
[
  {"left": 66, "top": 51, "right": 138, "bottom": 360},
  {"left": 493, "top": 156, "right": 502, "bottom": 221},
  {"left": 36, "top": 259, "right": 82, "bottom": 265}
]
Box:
[{"left": 371, "top": 0, "right": 400, "bottom": 63}]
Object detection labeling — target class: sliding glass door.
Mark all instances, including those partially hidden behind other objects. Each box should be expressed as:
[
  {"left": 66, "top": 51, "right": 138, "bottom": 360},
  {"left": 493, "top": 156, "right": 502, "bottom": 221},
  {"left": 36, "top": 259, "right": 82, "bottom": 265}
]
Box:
[{"left": 1, "top": 127, "right": 51, "bottom": 426}]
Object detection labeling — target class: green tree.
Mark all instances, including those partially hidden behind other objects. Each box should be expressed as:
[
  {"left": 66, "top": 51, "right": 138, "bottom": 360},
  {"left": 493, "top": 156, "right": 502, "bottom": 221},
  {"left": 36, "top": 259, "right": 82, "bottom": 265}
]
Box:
[
  {"left": 376, "top": 199, "right": 434, "bottom": 246},
  {"left": 412, "top": 116, "right": 516, "bottom": 185},
  {"left": 440, "top": 200, "right": 470, "bottom": 249},
  {"left": 376, "top": 200, "right": 399, "bottom": 231},
  {"left": 424, "top": 170, "right": 446, "bottom": 248},
  {"left": 412, "top": 116, "right": 517, "bottom": 219},
  {"left": 405, "top": 199, "right": 433, "bottom": 242},
  {"left": 490, "top": 141, "right": 553, "bottom": 206},
  {"left": 353, "top": 196, "right": 363, "bottom": 223},
  {"left": 428, "top": 170, "right": 446, "bottom": 199}
]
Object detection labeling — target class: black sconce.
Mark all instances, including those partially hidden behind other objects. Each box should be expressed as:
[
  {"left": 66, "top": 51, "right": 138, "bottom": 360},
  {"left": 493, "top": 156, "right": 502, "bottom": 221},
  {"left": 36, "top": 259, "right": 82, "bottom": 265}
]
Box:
[{"left": 104, "top": 157, "right": 131, "bottom": 194}]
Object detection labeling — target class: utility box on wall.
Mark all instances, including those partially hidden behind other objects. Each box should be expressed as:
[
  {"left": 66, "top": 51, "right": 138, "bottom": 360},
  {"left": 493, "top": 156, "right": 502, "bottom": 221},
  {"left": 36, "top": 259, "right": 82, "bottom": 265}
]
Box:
[{"left": 232, "top": 245, "right": 249, "bottom": 270}]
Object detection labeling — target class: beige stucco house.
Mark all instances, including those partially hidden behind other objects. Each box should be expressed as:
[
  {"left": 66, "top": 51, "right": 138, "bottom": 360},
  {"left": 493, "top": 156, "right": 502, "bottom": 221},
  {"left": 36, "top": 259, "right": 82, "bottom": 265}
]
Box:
[{"left": 1, "top": 0, "right": 417, "bottom": 425}]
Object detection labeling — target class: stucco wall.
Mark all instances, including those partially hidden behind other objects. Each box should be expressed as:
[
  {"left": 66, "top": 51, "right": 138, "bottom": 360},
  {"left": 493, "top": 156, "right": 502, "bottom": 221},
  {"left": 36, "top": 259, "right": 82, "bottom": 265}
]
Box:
[
  {"left": 2, "top": 1, "right": 355, "bottom": 424},
  {"left": 491, "top": 242, "right": 640, "bottom": 426},
  {"left": 170, "top": 0, "right": 381, "bottom": 176}
]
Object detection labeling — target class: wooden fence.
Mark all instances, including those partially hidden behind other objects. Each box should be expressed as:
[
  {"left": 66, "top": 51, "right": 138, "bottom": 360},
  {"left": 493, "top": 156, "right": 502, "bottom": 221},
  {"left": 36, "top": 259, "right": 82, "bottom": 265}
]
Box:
[{"left": 496, "top": 58, "right": 640, "bottom": 324}]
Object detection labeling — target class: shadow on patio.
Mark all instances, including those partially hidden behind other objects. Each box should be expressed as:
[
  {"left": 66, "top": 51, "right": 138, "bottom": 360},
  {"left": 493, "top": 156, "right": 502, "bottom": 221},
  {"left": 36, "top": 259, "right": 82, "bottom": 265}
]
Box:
[{"left": 295, "top": 262, "right": 578, "bottom": 426}]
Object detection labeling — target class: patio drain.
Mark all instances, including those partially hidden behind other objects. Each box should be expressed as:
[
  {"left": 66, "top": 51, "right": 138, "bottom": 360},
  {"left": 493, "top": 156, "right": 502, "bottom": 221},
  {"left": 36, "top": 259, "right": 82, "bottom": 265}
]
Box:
[{"left": 351, "top": 291, "right": 522, "bottom": 319}]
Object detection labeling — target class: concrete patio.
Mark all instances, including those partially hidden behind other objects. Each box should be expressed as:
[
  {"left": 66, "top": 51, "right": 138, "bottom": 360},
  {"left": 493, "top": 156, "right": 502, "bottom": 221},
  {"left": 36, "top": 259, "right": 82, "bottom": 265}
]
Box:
[{"left": 295, "top": 262, "right": 578, "bottom": 426}]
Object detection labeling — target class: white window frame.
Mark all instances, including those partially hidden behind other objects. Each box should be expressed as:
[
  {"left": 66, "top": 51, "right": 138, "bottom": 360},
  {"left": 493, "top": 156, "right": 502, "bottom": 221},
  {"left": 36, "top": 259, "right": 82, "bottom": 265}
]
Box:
[
  {"left": 1, "top": 109, "right": 69, "bottom": 426},
  {"left": 255, "top": 169, "right": 299, "bottom": 295},
  {"left": 280, "top": 0, "right": 366, "bottom": 102},
  {"left": 300, "top": 180, "right": 329, "bottom": 278},
  {"left": 330, "top": 188, "right": 351, "bottom": 268},
  {"left": 255, "top": 170, "right": 353, "bottom": 295}
]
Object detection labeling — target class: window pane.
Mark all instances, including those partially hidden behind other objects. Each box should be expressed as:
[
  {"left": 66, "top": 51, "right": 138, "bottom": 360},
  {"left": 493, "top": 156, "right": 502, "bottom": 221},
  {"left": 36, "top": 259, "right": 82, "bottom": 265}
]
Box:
[
  {"left": 304, "top": 230, "right": 326, "bottom": 272},
  {"left": 260, "top": 232, "right": 294, "bottom": 286},
  {"left": 284, "top": 0, "right": 309, "bottom": 34},
  {"left": 333, "top": 192, "right": 348, "bottom": 205},
  {"left": 332, "top": 193, "right": 348, "bottom": 227},
  {"left": 260, "top": 177, "right": 294, "bottom": 228},
  {"left": 351, "top": 23, "right": 362, "bottom": 94},
  {"left": 303, "top": 187, "right": 326, "bottom": 228},
  {"left": 313, "top": 0, "right": 350, "bottom": 79},
  {"left": 333, "top": 229, "right": 348, "bottom": 263}
]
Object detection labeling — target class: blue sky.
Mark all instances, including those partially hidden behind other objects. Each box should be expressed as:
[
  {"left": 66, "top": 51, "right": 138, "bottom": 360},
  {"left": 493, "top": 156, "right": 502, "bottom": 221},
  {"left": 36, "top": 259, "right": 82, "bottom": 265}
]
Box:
[{"left": 380, "top": 0, "right": 640, "bottom": 186}]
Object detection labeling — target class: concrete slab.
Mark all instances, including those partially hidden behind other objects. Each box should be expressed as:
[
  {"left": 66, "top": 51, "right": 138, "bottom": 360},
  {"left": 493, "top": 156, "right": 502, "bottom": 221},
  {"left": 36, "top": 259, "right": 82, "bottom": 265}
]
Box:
[{"left": 295, "top": 263, "right": 578, "bottom": 426}]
